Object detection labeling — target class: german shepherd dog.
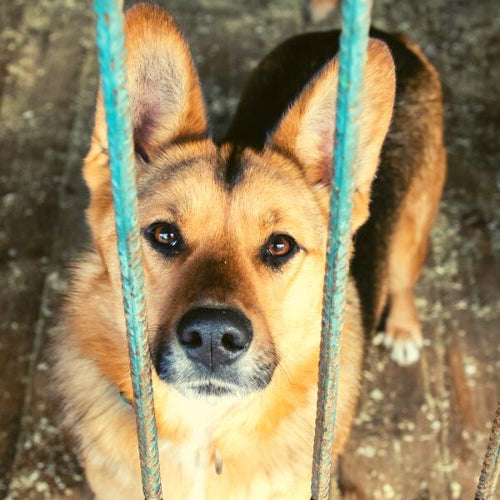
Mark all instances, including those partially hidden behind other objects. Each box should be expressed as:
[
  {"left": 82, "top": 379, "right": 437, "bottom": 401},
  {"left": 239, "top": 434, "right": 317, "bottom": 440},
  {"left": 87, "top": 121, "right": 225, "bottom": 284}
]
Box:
[{"left": 54, "top": 3, "right": 445, "bottom": 498}]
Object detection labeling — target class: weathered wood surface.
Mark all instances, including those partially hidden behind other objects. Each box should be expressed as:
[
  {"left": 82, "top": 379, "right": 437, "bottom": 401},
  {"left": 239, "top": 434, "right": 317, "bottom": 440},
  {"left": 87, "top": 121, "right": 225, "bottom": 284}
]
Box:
[{"left": 0, "top": 0, "right": 498, "bottom": 498}]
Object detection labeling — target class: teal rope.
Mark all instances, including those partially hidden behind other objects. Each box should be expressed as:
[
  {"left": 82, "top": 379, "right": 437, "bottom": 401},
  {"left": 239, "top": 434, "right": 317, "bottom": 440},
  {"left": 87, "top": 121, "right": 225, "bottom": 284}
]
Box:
[
  {"left": 476, "top": 402, "right": 500, "bottom": 499},
  {"left": 93, "top": 1, "right": 162, "bottom": 498},
  {"left": 311, "top": 0, "right": 372, "bottom": 498}
]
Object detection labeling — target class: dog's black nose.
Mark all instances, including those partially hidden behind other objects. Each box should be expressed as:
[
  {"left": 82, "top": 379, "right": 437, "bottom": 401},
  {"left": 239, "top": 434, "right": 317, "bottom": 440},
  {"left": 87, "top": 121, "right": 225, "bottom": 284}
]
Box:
[{"left": 176, "top": 307, "right": 252, "bottom": 370}]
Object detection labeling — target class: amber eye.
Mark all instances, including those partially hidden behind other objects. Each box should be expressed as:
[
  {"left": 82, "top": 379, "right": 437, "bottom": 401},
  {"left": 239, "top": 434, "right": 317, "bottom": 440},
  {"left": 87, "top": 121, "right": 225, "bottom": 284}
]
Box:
[
  {"left": 154, "top": 225, "right": 177, "bottom": 245},
  {"left": 261, "top": 233, "right": 299, "bottom": 269},
  {"left": 267, "top": 235, "right": 292, "bottom": 256},
  {"left": 144, "top": 222, "right": 185, "bottom": 257}
]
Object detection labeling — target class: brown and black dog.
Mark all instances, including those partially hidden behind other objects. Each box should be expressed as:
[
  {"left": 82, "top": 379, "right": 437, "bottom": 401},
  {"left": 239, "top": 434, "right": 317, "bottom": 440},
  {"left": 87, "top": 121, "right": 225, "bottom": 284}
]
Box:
[{"left": 54, "top": 3, "right": 445, "bottom": 498}]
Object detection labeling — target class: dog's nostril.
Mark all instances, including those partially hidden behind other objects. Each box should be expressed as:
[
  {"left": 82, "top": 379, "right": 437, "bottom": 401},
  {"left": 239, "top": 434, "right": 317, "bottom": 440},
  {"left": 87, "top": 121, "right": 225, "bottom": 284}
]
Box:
[
  {"left": 180, "top": 330, "right": 202, "bottom": 348},
  {"left": 221, "top": 332, "right": 247, "bottom": 353}
]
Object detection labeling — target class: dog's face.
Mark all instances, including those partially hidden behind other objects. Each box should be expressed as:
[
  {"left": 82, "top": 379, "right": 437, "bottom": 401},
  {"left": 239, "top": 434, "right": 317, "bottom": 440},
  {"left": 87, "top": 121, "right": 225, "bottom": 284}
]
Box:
[
  {"left": 84, "top": 5, "right": 395, "bottom": 400},
  {"left": 137, "top": 142, "right": 334, "bottom": 398}
]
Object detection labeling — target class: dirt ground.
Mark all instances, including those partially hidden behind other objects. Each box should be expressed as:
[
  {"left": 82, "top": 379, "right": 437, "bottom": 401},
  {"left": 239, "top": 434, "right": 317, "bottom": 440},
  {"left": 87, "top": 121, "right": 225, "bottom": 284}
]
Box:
[{"left": 0, "top": 0, "right": 499, "bottom": 498}]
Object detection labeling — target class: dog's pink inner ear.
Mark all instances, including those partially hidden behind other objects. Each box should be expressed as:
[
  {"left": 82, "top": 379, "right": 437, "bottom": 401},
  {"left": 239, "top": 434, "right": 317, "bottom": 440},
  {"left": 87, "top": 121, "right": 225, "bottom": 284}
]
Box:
[
  {"left": 267, "top": 57, "right": 339, "bottom": 187},
  {"left": 129, "top": 70, "right": 186, "bottom": 162},
  {"left": 133, "top": 112, "right": 158, "bottom": 163},
  {"left": 294, "top": 87, "right": 337, "bottom": 185},
  {"left": 92, "top": 4, "right": 207, "bottom": 164}
]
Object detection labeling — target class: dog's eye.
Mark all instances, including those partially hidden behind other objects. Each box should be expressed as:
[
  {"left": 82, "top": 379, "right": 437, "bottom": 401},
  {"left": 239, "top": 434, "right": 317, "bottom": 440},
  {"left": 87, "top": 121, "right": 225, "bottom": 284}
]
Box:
[
  {"left": 261, "top": 233, "right": 299, "bottom": 269},
  {"left": 267, "top": 235, "right": 292, "bottom": 257},
  {"left": 144, "top": 222, "right": 185, "bottom": 257}
]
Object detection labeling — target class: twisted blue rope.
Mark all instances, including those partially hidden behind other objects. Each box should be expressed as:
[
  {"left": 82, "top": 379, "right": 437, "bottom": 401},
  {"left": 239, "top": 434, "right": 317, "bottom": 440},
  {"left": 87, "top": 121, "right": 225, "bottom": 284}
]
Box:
[
  {"left": 93, "top": 1, "right": 162, "bottom": 498},
  {"left": 311, "top": 0, "right": 372, "bottom": 498},
  {"left": 476, "top": 402, "right": 500, "bottom": 499}
]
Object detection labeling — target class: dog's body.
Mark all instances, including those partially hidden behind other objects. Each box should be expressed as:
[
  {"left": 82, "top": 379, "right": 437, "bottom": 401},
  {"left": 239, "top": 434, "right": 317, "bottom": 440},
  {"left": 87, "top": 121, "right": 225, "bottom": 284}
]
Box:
[
  {"left": 54, "top": 4, "right": 445, "bottom": 499},
  {"left": 227, "top": 28, "right": 446, "bottom": 364}
]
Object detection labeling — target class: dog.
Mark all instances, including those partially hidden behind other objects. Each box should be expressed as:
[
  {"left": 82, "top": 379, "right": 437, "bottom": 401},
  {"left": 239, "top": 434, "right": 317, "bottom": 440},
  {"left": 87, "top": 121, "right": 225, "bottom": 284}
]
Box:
[{"left": 54, "top": 3, "right": 445, "bottom": 498}]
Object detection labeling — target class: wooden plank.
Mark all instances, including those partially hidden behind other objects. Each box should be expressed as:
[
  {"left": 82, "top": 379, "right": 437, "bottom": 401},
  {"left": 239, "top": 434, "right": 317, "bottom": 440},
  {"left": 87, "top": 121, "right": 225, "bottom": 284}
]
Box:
[
  {"left": 341, "top": 192, "right": 500, "bottom": 499},
  {"left": 1, "top": 0, "right": 499, "bottom": 498},
  {"left": 0, "top": 1, "right": 94, "bottom": 496},
  {"left": 338, "top": 1, "right": 500, "bottom": 498}
]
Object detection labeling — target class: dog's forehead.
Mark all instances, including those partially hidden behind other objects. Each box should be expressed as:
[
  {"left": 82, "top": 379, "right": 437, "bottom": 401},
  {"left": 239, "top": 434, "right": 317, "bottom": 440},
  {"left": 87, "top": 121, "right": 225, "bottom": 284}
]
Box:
[
  {"left": 137, "top": 142, "right": 320, "bottom": 230},
  {"left": 136, "top": 140, "right": 217, "bottom": 200}
]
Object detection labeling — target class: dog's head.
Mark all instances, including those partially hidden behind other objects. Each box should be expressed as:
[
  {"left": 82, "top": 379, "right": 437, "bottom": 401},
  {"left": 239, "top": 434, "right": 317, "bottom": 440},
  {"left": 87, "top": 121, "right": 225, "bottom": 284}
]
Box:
[{"left": 84, "top": 4, "right": 395, "bottom": 400}]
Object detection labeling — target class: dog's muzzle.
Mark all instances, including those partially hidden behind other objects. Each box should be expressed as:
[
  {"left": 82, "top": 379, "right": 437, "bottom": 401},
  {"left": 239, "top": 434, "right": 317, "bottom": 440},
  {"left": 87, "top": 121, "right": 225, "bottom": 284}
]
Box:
[{"left": 154, "top": 306, "right": 273, "bottom": 397}]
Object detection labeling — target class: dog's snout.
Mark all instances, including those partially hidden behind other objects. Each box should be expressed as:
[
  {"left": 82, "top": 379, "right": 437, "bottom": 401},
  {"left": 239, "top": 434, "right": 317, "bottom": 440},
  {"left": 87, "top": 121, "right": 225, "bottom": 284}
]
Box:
[{"left": 176, "top": 307, "right": 253, "bottom": 370}]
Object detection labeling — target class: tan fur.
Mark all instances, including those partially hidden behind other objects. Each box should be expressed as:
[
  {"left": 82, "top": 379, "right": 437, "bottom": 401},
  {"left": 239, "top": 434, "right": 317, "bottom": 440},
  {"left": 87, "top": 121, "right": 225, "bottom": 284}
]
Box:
[
  {"left": 54, "top": 4, "right": 442, "bottom": 498},
  {"left": 382, "top": 38, "right": 447, "bottom": 363}
]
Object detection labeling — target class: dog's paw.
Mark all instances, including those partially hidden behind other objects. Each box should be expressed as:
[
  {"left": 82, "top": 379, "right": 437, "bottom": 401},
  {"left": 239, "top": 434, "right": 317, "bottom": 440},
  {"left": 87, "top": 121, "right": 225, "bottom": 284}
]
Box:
[{"left": 383, "top": 326, "right": 423, "bottom": 366}]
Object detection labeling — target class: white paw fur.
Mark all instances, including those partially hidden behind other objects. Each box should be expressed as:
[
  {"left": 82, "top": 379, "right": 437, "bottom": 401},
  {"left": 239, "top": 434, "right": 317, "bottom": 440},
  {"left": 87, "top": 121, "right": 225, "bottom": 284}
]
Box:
[{"left": 383, "top": 330, "right": 423, "bottom": 366}]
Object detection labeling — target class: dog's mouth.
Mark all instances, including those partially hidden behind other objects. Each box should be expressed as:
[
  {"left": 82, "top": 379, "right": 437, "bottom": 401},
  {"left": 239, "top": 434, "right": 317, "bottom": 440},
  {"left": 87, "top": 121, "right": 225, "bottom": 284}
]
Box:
[
  {"left": 154, "top": 341, "right": 276, "bottom": 399},
  {"left": 184, "top": 380, "right": 237, "bottom": 397}
]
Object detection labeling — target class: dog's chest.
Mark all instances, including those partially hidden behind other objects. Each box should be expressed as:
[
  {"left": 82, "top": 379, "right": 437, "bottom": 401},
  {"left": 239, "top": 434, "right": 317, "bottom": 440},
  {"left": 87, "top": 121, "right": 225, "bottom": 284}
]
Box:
[
  {"left": 159, "top": 400, "right": 229, "bottom": 500},
  {"left": 156, "top": 394, "right": 316, "bottom": 499}
]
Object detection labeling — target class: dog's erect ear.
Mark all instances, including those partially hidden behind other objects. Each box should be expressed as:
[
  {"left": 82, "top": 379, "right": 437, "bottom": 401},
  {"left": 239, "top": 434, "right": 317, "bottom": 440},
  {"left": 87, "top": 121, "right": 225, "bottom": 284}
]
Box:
[
  {"left": 268, "top": 39, "right": 396, "bottom": 230},
  {"left": 91, "top": 4, "right": 207, "bottom": 163},
  {"left": 83, "top": 4, "right": 208, "bottom": 254}
]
